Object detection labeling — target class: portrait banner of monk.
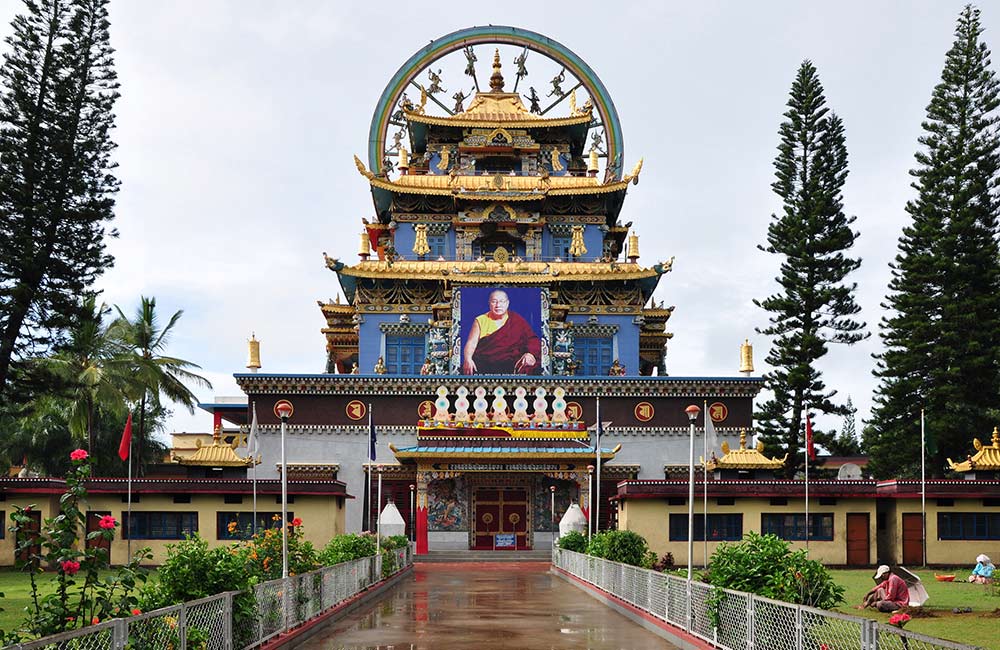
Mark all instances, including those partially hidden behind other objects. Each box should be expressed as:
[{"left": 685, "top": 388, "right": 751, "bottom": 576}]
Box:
[{"left": 455, "top": 287, "right": 548, "bottom": 375}]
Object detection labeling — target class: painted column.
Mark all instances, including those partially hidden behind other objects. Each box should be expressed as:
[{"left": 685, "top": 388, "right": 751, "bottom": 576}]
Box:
[
  {"left": 416, "top": 470, "right": 429, "bottom": 554},
  {"left": 576, "top": 471, "right": 590, "bottom": 519}
]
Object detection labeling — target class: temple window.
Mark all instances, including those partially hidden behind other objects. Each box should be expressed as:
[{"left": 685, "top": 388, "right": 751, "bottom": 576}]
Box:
[
  {"left": 938, "top": 512, "right": 1000, "bottom": 540},
  {"left": 123, "top": 512, "right": 198, "bottom": 540},
  {"left": 427, "top": 234, "right": 447, "bottom": 259},
  {"left": 385, "top": 335, "right": 426, "bottom": 374},
  {"left": 217, "top": 511, "right": 292, "bottom": 540},
  {"left": 668, "top": 513, "right": 743, "bottom": 541},
  {"left": 551, "top": 235, "right": 571, "bottom": 260},
  {"left": 761, "top": 513, "right": 834, "bottom": 541},
  {"left": 575, "top": 336, "right": 613, "bottom": 376}
]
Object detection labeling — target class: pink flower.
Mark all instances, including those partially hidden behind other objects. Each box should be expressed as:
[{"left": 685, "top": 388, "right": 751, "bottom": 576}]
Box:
[
  {"left": 70, "top": 449, "right": 89, "bottom": 462},
  {"left": 98, "top": 515, "right": 117, "bottom": 530},
  {"left": 61, "top": 560, "right": 80, "bottom": 575},
  {"left": 888, "top": 612, "right": 911, "bottom": 628}
]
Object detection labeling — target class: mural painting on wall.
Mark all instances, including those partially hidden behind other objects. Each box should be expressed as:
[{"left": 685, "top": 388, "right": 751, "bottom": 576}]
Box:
[
  {"left": 451, "top": 287, "right": 551, "bottom": 375},
  {"left": 428, "top": 477, "right": 467, "bottom": 531},
  {"left": 533, "top": 479, "right": 575, "bottom": 533}
]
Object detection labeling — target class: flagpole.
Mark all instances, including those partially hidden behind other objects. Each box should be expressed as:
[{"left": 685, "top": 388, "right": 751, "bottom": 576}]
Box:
[
  {"left": 594, "top": 396, "right": 602, "bottom": 535},
  {"left": 251, "top": 402, "right": 258, "bottom": 536},
  {"left": 703, "top": 401, "right": 708, "bottom": 570},
  {"left": 376, "top": 469, "right": 383, "bottom": 556},
  {"left": 684, "top": 405, "right": 700, "bottom": 584},
  {"left": 921, "top": 408, "right": 926, "bottom": 567},
  {"left": 127, "top": 430, "right": 133, "bottom": 560},
  {"left": 804, "top": 407, "right": 810, "bottom": 555},
  {"left": 367, "top": 404, "right": 374, "bottom": 532}
]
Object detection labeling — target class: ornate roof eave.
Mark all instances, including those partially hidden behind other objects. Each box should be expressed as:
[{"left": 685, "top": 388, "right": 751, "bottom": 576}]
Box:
[
  {"left": 948, "top": 428, "right": 1000, "bottom": 472},
  {"left": 403, "top": 109, "right": 592, "bottom": 130},
  {"left": 705, "top": 429, "right": 787, "bottom": 471},
  {"left": 329, "top": 258, "right": 669, "bottom": 284},
  {"left": 176, "top": 424, "right": 256, "bottom": 468},
  {"left": 389, "top": 442, "right": 619, "bottom": 461}
]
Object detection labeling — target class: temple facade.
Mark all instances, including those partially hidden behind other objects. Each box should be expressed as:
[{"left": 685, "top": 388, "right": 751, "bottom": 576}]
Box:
[{"left": 228, "top": 27, "right": 763, "bottom": 554}]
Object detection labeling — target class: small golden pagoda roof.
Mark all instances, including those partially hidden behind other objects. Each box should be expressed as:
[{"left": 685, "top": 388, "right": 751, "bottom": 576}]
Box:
[
  {"left": 706, "top": 429, "right": 787, "bottom": 471},
  {"left": 177, "top": 424, "right": 256, "bottom": 467},
  {"left": 948, "top": 427, "right": 1000, "bottom": 472}
]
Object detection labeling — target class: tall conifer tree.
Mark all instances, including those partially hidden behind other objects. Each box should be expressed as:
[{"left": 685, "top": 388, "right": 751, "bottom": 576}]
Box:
[
  {"left": 755, "top": 62, "right": 868, "bottom": 476},
  {"left": 0, "top": 0, "right": 120, "bottom": 401},
  {"left": 867, "top": 5, "right": 1000, "bottom": 479}
]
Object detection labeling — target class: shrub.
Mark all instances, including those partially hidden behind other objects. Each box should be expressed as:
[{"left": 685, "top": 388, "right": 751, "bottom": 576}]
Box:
[
  {"left": 382, "top": 535, "right": 410, "bottom": 550},
  {"left": 319, "top": 532, "right": 378, "bottom": 566},
  {"left": 585, "top": 530, "right": 650, "bottom": 567},
  {"left": 557, "top": 531, "right": 588, "bottom": 553}
]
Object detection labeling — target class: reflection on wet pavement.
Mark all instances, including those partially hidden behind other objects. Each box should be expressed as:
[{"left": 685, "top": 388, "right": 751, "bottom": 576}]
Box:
[{"left": 296, "top": 561, "right": 678, "bottom": 650}]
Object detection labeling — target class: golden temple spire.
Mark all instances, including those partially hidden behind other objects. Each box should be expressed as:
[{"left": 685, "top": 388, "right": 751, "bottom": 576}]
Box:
[
  {"left": 413, "top": 223, "right": 431, "bottom": 257},
  {"left": 489, "top": 48, "right": 505, "bottom": 92},
  {"left": 568, "top": 225, "right": 587, "bottom": 257},
  {"left": 740, "top": 339, "right": 754, "bottom": 375},
  {"left": 247, "top": 333, "right": 261, "bottom": 373},
  {"left": 627, "top": 231, "right": 640, "bottom": 262}
]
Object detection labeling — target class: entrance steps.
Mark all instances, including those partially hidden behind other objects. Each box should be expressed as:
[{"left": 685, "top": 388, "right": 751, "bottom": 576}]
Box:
[{"left": 418, "top": 549, "right": 553, "bottom": 563}]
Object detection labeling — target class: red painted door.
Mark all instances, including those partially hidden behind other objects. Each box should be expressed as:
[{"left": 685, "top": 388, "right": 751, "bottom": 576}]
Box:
[
  {"left": 87, "top": 511, "right": 111, "bottom": 564},
  {"left": 15, "top": 510, "right": 41, "bottom": 566},
  {"left": 902, "top": 513, "right": 924, "bottom": 566},
  {"left": 474, "top": 487, "right": 530, "bottom": 550},
  {"left": 846, "top": 513, "right": 869, "bottom": 566}
]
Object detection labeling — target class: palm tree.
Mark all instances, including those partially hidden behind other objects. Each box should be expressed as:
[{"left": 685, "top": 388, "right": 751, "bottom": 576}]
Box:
[
  {"left": 45, "top": 297, "right": 128, "bottom": 455},
  {"left": 112, "top": 297, "right": 211, "bottom": 472}
]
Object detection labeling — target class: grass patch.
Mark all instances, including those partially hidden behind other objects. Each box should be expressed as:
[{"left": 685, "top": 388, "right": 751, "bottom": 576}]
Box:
[
  {"left": 0, "top": 569, "right": 156, "bottom": 635},
  {"left": 830, "top": 568, "right": 999, "bottom": 649}
]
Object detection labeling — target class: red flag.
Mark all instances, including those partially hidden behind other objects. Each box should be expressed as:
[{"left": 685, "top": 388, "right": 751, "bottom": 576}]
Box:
[
  {"left": 805, "top": 413, "right": 816, "bottom": 461},
  {"left": 119, "top": 412, "right": 132, "bottom": 461}
]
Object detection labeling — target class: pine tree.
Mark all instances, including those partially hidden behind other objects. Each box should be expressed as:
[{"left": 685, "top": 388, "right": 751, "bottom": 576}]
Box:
[
  {"left": 828, "top": 395, "right": 862, "bottom": 456},
  {"left": 867, "top": 5, "right": 1000, "bottom": 479},
  {"left": 0, "top": 0, "right": 120, "bottom": 402},
  {"left": 755, "top": 61, "right": 868, "bottom": 477}
]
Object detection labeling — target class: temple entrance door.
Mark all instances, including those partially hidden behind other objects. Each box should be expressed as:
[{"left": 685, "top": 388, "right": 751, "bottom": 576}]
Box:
[
  {"left": 902, "top": 513, "right": 924, "bottom": 565},
  {"left": 473, "top": 486, "right": 530, "bottom": 550},
  {"left": 846, "top": 513, "right": 869, "bottom": 566}
]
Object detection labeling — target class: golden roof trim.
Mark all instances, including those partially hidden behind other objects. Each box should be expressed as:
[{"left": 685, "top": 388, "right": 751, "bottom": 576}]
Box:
[
  {"left": 948, "top": 427, "right": 1000, "bottom": 472},
  {"left": 403, "top": 89, "right": 591, "bottom": 128},
  {"left": 390, "top": 450, "right": 618, "bottom": 461},
  {"left": 706, "top": 429, "right": 786, "bottom": 470},
  {"left": 334, "top": 259, "right": 663, "bottom": 283}
]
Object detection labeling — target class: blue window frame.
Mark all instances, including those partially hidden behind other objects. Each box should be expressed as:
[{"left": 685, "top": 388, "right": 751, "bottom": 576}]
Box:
[
  {"left": 427, "top": 235, "right": 447, "bottom": 259},
  {"left": 938, "top": 512, "right": 1000, "bottom": 540},
  {"left": 551, "top": 235, "right": 571, "bottom": 260},
  {"left": 385, "top": 335, "right": 425, "bottom": 375},
  {"left": 575, "top": 336, "right": 613, "bottom": 376},
  {"left": 217, "top": 511, "right": 293, "bottom": 540},
  {"left": 669, "top": 513, "right": 743, "bottom": 541},
  {"left": 761, "top": 513, "right": 834, "bottom": 541},
  {"left": 123, "top": 512, "right": 198, "bottom": 540}
]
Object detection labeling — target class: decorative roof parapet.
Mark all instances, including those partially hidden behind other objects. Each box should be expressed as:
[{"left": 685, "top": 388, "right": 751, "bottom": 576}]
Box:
[
  {"left": 330, "top": 258, "right": 671, "bottom": 284},
  {"left": 948, "top": 427, "right": 1000, "bottom": 472},
  {"left": 706, "top": 428, "right": 787, "bottom": 471},
  {"left": 176, "top": 424, "right": 256, "bottom": 468}
]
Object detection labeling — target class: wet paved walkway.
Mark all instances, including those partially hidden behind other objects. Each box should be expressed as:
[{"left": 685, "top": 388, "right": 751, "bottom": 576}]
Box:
[{"left": 297, "top": 562, "right": 678, "bottom": 650}]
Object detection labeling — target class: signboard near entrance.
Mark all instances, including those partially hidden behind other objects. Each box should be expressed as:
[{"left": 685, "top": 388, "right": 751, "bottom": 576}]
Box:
[{"left": 494, "top": 533, "right": 516, "bottom": 549}]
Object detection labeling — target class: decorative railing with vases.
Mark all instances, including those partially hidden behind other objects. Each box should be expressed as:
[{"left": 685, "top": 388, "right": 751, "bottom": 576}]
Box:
[
  {"left": 3, "top": 545, "right": 413, "bottom": 650},
  {"left": 552, "top": 547, "right": 979, "bottom": 650}
]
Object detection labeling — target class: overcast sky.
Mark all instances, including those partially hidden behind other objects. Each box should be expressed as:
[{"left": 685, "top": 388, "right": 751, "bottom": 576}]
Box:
[{"left": 3, "top": 1, "right": 995, "bottom": 440}]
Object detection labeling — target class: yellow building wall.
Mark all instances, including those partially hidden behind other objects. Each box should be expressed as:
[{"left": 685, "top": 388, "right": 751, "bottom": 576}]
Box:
[
  {"left": 0, "top": 495, "right": 62, "bottom": 565},
  {"left": 886, "top": 498, "right": 1000, "bottom": 567},
  {"left": 1, "top": 493, "right": 346, "bottom": 567},
  {"left": 619, "top": 497, "right": 877, "bottom": 567}
]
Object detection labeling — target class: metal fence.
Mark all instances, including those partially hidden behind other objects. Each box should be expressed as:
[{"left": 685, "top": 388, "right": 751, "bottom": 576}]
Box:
[
  {"left": 3, "top": 545, "right": 413, "bottom": 650},
  {"left": 552, "top": 548, "right": 980, "bottom": 650}
]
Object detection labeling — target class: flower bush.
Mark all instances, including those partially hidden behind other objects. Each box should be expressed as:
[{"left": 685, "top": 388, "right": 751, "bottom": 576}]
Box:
[
  {"left": 1, "top": 450, "right": 151, "bottom": 642},
  {"left": 888, "top": 612, "right": 911, "bottom": 628}
]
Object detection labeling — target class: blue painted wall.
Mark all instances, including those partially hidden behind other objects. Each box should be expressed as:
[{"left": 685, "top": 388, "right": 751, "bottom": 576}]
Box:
[
  {"left": 566, "top": 314, "right": 640, "bottom": 376},
  {"left": 358, "top": 314, "right": 410, "bottom": 373}
]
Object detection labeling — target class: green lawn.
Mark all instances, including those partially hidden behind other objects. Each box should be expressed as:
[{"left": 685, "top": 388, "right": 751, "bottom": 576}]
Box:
[
  {"left": 829, "top": 569, "right": 1000, "bottom": 649},
  {"left": 0, "top": 569, "right": 154, "bottom": 635}
]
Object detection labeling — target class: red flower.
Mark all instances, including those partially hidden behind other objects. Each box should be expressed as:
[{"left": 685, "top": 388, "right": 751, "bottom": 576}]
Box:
[
  {"left": 98, "top": 515, "right": 117, "bottom": 530},
  {"left": 291, "top": 517, "right": 303, "bottom": 527},
  {"left": 70, "top": 449, "right": 89, "bottom": 462},
  {"left": 91, "top": 616, "right": 100, "bottom": 625},
  {"left": 888, "top": 612, "right": 911, "bottom": 628},
  {"left": 131, "top": 608, "right": 142, "bottom": 615},
  {"left": 61, "top": 560, "right": 81, "bottom": 575}
]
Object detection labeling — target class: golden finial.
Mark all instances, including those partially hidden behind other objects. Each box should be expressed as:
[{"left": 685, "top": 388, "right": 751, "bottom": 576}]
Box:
[
  {"left": 413, "top": 223, "right": 431, "bottom": 257},
  {"left": 627, "top": 231, "right": 640, "bottom": 262},
  {"left": 568, "top": 225, "right": 587, "bottom": 257},
  {"left": 739, "top": 428, "right": 748, "bottom": 450},
  {"left": 213, "top": 422, "right": 223, "bottom": 442},
  {"left": 993, "top": 427, "right": 999, "bottom": 447},
  {"left": 588, "top": 149, "right": 599, "bottom": 174},
  {"left": 358, "top": 231, "right": 371, "bottom": 259},
  {"left": 489, "top": 48, "right": 505, "bottom": 92},
  {"left": 740, "top": 339, "right": 754, "bottom": 374},
  {"left": 247, "top": 333, "right": 261, "bottom": 372}
]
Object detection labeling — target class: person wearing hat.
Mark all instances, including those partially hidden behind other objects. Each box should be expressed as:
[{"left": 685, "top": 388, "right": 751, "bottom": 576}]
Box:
[
  {"left": 858, "top": 565, "right": 909, "bottom": 612},
  {"left": 968, "top": 554, "right": 994, "bottom": 585}
]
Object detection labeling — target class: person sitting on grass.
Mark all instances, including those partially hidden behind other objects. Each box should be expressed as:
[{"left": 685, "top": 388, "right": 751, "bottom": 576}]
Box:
[
  {"left": 858, "top": 565, "right": 909, "bottom": 612},
  {"left": 968, "top": 554, "right": 994, "bottom": 585}
]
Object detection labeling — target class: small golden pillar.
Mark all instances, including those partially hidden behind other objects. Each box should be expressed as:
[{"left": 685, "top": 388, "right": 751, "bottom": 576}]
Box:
[
  {"left": 568, "top": 225, "right": 587, "bottom": 257},
  {"left": 739, "top": 338, "right": 754, "bottom": 375},
  {"left": 588, "top": 149, "right": 599, "bottom": 177},
  {"left": 626, "top": 231, "right": 640, "bottom": 262},
  {"left": 399, "top": 147, "right": 409, "bottom": 174},
  {"left": 247, "top": 333, "right": 261, "bottom": 373},
  {"left": 413, "top": 223, "right": 431, "bottom": 257},
  {"left": 359, "top": 230, "right": 371, "bottom": 261}
]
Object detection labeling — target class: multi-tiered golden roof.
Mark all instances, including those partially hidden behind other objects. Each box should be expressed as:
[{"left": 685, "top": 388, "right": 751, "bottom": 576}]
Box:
[
  {"left": 706, "top": 428, "right": 787, "bottom": 471},
  {"left": 948, "top": 427, "right": 1000, "bottom": 472}
]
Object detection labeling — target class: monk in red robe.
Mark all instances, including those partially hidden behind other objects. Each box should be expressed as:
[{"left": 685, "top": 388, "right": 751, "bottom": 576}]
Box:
[{"left": 462, "top": 290, "right": 541, "bottom": 374}]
